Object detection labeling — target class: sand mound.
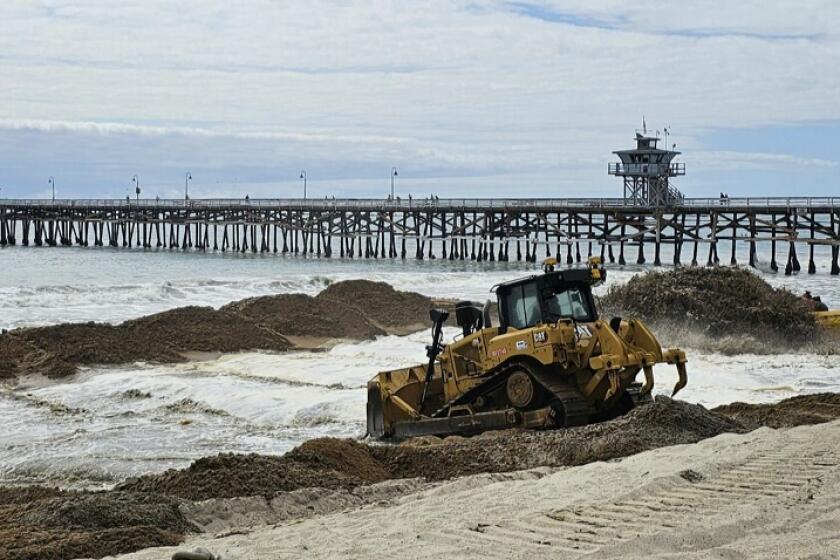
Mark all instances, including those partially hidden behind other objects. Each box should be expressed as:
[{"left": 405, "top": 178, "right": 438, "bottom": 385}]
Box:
[
  {"left": 0, "top": 309, "right": 291, "bottom": 380},
  {"left": 122, "top": 306, "right": 290, "bottom": 354},
  {"left": 117, "top": 439, "right": 392, "bottom": 501},
  {"left": 369, "top": 397, "right": 746, "bottom": 480},
  {"left": 14, "top": 308, "right": 289, "bottom": 370},
  {"left": 317, "top": 279, "right": 433, "bottom": 332},
  {"left": 0, "top": 333, "right": 76, "bottom": 380},
  {"left": 713, "top": 393, "right": 840, "bottom": 429},
  {"left": 223, "top": 280, "right": 438, "bottom": 339},
  {"left": 222, "top": 293, "right": 384, "bottom": 340},
  {"left": 123, "top": 394, "right": 840, "bottom": 503},
  {"left": 0, "top": 488, "right": 191, "bottom": 560},
  {"left": 0, "top": 486, "right": 66, "bottom": 504},
  {"left": 0, "top": 280, "right": 436, "bottom": 380},
  {"left": 599, "top": 267, "right": 816, "bottom": 349}
]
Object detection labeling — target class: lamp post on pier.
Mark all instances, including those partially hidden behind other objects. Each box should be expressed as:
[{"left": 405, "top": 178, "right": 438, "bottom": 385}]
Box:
[
  {"left": 299, "top": 170, "right": 307, "bottom": 199},
  {"left": 390, "top": 167, "right": 398, "bottom": 199},
  {"left": 184, "top": 172, "right": 192, "bottom": 200},
  {"left": 132, "top": 175, "right": 140, "bottom": 200},
  {"left": 48, "top": 177, "right": 55, "bottom": 201}
]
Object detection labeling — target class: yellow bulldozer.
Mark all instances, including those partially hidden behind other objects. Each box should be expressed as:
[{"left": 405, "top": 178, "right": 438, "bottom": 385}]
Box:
[
  {"left": 815, "top": 310, "right": 840, "bottom": 330},
  {"left": 367, "top": 257, "right": 688, "bottom": 439}
]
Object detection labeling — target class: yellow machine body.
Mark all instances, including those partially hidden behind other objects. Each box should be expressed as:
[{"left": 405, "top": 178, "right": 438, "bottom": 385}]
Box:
[
  {"left": 367, "top": 258, "right": 688, "bottom": 439},
  {"left": 814, "top": 310, "right": 840, "bottom": 330}
]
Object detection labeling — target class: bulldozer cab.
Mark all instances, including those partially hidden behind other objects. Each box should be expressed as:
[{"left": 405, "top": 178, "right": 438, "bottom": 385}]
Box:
[{"left": 495, "top": 268, "right": 598, "bottom": 332}]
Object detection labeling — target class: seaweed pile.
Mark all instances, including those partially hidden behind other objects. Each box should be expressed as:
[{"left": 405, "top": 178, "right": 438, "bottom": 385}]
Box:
[
  {"left": 599, "top": 267, "right": 817, "bottom": 351},
  {"left": 0, "top": 487, "right": 191, "bottom": 560},
  {"left": 0, "top": 280, "right": 437, "bottom": 381},
  {"left": 116, "top": 439, "right": 391, "bottom": 500},
  {"left": 712, "top": 392, "right": 840, "bottom": 429}
]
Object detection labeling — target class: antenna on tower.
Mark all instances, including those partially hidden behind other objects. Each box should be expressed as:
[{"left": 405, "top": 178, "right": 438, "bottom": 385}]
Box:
[{"left": 643, "top": 115, "right": 647, "bottom": 135}]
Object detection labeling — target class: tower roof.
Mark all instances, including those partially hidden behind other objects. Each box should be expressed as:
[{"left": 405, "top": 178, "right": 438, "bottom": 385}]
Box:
[{"left": 612, "top": 133, "right": 680, "bottom": 156}]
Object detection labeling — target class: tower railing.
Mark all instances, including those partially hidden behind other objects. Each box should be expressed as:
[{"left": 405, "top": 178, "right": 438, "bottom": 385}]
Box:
[{"left": 608, "top": 162, "right": 686, "bottom": 176}]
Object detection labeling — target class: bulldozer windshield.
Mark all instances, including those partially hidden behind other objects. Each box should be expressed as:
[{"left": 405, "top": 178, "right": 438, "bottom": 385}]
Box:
[{"left": 545, "top": 287, "right": 591, "bottom": 321}]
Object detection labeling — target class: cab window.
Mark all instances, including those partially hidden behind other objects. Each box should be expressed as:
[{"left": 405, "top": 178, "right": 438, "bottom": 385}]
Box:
[
  {"left": 546, "top": 287, "right": 591, "bottom": 321},
  {"left": 506, "top": 282, "right": 541, "bottom": 329}
]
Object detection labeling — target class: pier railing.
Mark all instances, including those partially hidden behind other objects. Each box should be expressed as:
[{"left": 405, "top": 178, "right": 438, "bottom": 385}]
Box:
[{"left": 1, "top": 196, "right": 838, "bottom": 211}]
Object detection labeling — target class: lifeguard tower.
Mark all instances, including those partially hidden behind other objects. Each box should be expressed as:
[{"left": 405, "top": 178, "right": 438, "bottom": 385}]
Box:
[{"left": 609, "top": 127, "right": 685, "bottom": 207}]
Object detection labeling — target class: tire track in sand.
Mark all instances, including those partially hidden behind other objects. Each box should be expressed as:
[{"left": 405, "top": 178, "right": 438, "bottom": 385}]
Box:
[{"left": 429, "top": 443, "right": 840, "bottom": 557}]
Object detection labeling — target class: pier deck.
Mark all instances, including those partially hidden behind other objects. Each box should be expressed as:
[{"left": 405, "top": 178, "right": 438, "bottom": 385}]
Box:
[{"left": 1, "top": 197, "right": 838, "bottom": 274}]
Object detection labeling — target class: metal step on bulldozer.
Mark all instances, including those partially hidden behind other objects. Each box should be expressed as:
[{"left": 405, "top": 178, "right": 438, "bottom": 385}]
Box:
[{"left": 367, "top": 257, "right": 688, "bottom": 439}]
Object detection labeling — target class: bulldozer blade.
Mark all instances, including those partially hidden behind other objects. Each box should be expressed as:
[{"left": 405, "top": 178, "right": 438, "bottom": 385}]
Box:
[
  {"left": 671, "top": 362, "right": 688, "bottom": 397},
  {"left": 641, "top": 365, "right": 654, "bottom": 396},
  {"left": 393, "top": 409, "right": 520, "bottom": 438},
  {"left": 366, "top": 383, "right": 386, "bottom": 439}
]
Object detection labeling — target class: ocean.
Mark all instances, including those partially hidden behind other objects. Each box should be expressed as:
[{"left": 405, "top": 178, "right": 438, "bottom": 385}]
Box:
[{"left": 1, "top": 244, "right": 838, "bottom": 489}]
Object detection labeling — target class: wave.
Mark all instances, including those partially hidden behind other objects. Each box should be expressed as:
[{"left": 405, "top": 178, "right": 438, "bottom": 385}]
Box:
[
  {"left": 0, "top": 389, "right": 90, "bottom": 416},
  {"left": 0, "top": 275, "right": 333, "bottom": 302},
  {"left": 0, "top": 275, "right": 337, "bottom": 329},
  {"left": 159, "top": 398, "right": 231, "bottom": 417},
  {"left": 0, "top": 268, "right": 523, "bottom": 330}
]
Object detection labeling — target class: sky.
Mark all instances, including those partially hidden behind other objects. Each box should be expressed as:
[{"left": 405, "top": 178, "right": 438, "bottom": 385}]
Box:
[{"left": 0, "top": 0, "right": 838, "bottom": 200}]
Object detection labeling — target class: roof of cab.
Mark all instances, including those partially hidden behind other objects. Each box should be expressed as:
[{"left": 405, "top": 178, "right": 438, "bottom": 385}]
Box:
[{"left": 491, "top": 268, "right": 593, "bottom": 293}]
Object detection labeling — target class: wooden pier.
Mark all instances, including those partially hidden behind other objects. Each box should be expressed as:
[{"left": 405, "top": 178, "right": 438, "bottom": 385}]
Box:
[{"left": 0, "top": 197, "right": 838, "bottom": 275}]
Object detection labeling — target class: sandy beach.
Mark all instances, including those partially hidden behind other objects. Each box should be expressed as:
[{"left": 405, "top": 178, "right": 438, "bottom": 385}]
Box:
[{"left": 108, "top": 419, "right": 840, "bottom": 559}]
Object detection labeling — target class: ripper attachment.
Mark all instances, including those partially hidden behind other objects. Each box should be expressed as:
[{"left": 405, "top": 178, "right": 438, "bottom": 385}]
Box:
[{"left": 420, "top": 309, "right": 449, "bottom": 409}]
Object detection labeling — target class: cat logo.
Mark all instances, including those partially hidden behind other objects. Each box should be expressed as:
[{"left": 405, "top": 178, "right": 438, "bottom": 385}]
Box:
[
  {"left": 533, "top": 331, "right": 547, "bottom": 344},
  {"left": 575, "top": 325, "right": 593, "bottom": 339}
]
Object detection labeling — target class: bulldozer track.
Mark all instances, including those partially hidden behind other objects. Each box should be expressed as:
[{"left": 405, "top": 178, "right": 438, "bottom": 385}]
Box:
[
  {"left": 431, "top": 362, "right": 590, "bottom": 428},
  {"left": 425, "top": 444, "right": 840, "bottom": 558},
  {"left": 430, "top": 363, "right": 518, "bottom": 418},
  {"left": 530, "top": 368, "right": 589, "bottom": 427}
]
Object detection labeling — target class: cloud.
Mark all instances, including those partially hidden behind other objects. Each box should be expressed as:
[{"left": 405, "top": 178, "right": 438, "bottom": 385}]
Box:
[
  {"left": 0, "top": 1, "right": 837, "bottom": 197},
  {"left": 509, "top": 1, "right": 839, "bottom": 38},
  {"left": 694, "top": 150, "right": 838, "bottom": 170}
]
